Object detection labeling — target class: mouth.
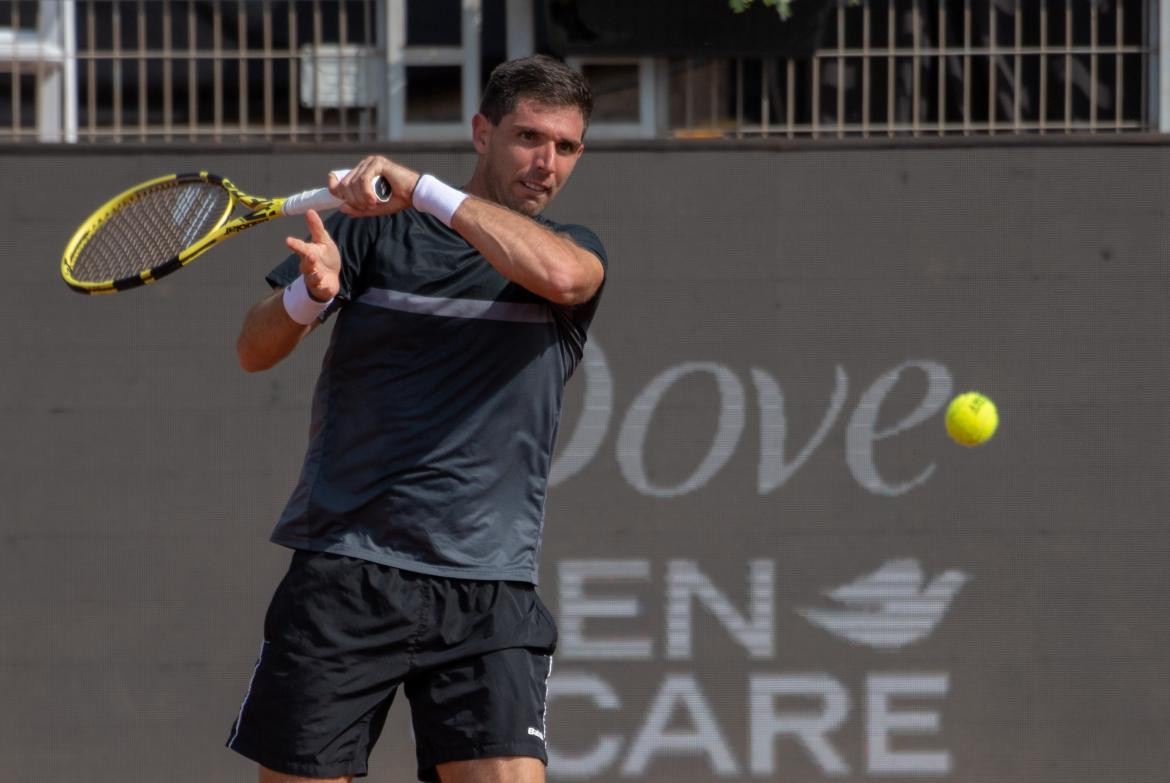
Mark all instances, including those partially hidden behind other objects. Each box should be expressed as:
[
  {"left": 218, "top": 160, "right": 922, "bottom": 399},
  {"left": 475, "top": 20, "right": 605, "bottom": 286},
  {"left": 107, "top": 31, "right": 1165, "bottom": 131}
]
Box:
[{"left": 518, "top": 180, "right": 551, "bottom": 197}]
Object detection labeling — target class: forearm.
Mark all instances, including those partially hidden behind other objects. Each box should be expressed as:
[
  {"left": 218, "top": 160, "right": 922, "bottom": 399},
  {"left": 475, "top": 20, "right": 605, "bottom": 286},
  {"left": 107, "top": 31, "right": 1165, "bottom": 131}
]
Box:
[
  {"left": 236, "top": 288, "right": 315, "bottom": 372},
  {"left": 450, "top": 197, "right": 602, "bottom": 305}
]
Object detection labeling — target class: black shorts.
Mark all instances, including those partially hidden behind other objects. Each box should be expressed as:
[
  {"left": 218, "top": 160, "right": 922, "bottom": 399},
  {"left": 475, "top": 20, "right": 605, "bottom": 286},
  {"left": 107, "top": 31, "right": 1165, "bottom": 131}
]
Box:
[{"left": 226, "top": 550, "right": 558, "bottom": 781}]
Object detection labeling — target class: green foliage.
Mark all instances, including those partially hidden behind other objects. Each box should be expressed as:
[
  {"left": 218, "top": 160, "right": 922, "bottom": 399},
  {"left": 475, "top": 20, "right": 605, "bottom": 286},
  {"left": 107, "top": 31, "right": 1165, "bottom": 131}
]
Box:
[
  {"left": 730, "top": 0, "right": 859, "bottom": 21},
  {"left": 729, "top": 0, "right": 796, "bottom": 19}
]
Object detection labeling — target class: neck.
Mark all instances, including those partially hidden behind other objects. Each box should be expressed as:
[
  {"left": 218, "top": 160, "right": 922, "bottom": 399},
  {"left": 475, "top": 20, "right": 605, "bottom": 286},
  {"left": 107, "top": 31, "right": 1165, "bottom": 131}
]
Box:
[{"left": 463, "top": 162, "right": 492, "bottom": 202}]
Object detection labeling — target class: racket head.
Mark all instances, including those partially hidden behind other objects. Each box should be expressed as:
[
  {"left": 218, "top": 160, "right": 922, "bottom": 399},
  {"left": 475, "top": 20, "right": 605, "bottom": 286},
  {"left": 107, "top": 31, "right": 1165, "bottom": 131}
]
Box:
[{"left": 61, "top": 171, "right": 237, "bottom": 295}]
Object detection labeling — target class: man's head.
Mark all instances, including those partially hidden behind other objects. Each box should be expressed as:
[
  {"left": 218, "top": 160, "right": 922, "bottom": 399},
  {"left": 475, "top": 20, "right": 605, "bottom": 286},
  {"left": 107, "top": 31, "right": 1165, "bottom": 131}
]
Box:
[
  {"left": 479, "top": 55, "right": 594, "bottom": 130},
  {"left": 468, "top": 56, "right": 594, "bottom": 216}
]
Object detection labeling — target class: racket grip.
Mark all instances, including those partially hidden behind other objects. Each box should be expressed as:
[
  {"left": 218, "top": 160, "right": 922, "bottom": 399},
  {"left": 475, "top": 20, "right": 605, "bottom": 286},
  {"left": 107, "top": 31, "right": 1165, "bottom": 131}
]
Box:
[
  {"left": 281, "top": 187, "right": 345, "bottom": 216},
  {"left": 281, "top": 170, "right": 392, "bottom": 216},
  {"left": 330, "top": 169, "right": 392, "bottom": 203}
]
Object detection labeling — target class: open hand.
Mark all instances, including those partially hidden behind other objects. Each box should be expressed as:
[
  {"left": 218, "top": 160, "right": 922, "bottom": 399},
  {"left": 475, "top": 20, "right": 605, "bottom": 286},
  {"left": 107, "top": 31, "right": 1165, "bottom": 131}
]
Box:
[{"left": 285, "top": 209, "right": 341, "bottom": 301}]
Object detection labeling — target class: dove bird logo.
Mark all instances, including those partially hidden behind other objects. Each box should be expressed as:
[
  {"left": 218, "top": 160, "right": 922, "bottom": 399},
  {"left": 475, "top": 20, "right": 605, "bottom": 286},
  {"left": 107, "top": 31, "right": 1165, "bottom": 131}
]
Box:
[{"left": 798, "top": 559, "right": 969, "bottom": 649}]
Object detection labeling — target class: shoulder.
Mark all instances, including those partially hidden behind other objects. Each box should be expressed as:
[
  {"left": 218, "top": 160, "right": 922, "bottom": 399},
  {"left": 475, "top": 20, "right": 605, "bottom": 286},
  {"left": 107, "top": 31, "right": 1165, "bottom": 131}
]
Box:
[{"left": 536, "top": 216, "right": 608, "bottom": 266}]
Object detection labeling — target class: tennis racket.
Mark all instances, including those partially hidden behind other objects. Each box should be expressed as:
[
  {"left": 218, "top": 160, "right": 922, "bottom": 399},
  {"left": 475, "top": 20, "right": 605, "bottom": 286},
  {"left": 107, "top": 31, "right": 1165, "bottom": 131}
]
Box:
[{"left": 60, "top": 169, "right": 390, "bottom": 295}]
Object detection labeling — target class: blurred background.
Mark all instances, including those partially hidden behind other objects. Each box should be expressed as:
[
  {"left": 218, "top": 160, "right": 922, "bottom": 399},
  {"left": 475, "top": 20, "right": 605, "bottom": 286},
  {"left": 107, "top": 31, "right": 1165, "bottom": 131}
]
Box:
[{"left": 3, "top": 1, "right": 1170, "bottom": 782}]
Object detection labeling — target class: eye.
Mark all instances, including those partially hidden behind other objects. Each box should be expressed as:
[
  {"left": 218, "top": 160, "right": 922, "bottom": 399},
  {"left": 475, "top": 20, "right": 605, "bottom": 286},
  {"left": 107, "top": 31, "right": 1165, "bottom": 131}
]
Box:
[
  {"left": 557, "top": 141, "right": 577, "bottom": 154},
  {"left": 519, "top": 129, "right": 536, "bottom": 141}
]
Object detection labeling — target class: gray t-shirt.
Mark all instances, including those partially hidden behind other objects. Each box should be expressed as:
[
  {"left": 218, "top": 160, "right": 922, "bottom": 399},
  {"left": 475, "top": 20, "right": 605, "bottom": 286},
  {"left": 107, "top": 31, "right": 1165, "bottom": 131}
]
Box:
[{"left": 265, "top": 208, "right": 607, "bottom": 584}]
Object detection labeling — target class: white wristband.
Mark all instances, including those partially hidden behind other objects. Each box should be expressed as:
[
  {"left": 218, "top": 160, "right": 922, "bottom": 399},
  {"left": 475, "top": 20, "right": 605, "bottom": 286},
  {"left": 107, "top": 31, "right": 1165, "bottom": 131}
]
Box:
[
  {"left": 282, "top": 275, "right": 334, "bottom": 325},
  {"left": 412, "top": 174, "right": 468, "bottom": 227}
]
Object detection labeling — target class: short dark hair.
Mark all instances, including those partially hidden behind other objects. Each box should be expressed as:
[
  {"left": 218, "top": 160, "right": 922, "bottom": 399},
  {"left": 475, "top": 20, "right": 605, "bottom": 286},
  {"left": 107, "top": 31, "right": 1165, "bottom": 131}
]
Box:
[{"left": 479, "top": 55, "right": 593, "bottom": 129}]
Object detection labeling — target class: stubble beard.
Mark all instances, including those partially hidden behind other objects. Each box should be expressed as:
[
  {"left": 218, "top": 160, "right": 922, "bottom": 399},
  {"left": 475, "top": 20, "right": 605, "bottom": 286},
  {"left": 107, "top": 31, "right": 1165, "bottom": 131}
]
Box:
[{"left": 486, "top": 158, "right": 549, "bottom": 216}]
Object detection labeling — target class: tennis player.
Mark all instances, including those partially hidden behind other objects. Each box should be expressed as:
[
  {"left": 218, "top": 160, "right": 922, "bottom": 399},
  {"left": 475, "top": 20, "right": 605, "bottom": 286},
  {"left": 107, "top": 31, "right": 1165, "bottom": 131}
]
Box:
[{"left": 226, "top": 55, "right": 606, "bottom": 783}]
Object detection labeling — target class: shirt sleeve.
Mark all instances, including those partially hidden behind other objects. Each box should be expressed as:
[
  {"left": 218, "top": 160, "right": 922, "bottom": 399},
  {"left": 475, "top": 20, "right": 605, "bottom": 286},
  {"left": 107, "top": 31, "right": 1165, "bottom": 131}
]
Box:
[
  {"left": 546, "top": 221, "right": 609, "bottom": 379},
  {"left": 264, "top": 212, "right": 382, "bottom": 321},
  {"left": 557, "top": 223, "right": 608, "bottom": 273}
]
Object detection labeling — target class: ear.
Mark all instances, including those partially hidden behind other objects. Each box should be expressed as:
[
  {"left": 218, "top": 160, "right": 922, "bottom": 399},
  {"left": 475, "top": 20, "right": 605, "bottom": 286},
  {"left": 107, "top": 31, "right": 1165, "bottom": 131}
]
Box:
[{"left": 471, "top": 113, "right": 492, "bottom": 154}]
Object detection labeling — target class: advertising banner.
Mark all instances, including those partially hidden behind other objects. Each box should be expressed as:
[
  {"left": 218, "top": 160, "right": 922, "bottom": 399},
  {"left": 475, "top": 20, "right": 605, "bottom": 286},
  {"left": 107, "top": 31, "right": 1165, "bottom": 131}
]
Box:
[{"left": 2, "top": 142, "right": 1168, "bottom": 782}]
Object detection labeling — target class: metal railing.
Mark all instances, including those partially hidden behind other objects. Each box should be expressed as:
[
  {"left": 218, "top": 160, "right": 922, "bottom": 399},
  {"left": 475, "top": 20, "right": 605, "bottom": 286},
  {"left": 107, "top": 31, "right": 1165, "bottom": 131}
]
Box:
[
  {"left": 2, "top": 0, "right": 384, "bottom": 142},
  {"left": 674, "top": 0, "right": 1154, "bottom": 137},
  {"left": 0, "top": 0, "right": 1162, "bottom": 143}
]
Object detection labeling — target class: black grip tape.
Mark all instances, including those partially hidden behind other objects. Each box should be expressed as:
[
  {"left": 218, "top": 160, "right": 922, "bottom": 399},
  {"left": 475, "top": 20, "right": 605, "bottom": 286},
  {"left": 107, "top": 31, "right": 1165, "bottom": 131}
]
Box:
[{"left": 374, "top": 177, "right": 392, "bottom": 201}]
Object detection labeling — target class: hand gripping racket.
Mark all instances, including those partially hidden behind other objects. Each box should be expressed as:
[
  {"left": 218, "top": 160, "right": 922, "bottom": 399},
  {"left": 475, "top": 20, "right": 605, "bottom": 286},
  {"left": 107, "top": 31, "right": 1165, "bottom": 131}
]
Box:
[{"left": 60, "top": 169, "right": 389, "bottom": 295}]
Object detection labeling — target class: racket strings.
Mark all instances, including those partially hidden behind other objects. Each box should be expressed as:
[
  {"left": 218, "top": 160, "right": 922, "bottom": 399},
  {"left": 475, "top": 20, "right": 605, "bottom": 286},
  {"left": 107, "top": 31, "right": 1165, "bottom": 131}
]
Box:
[{"left": 70, "top": 180, "right": 232, "bottom": 283}]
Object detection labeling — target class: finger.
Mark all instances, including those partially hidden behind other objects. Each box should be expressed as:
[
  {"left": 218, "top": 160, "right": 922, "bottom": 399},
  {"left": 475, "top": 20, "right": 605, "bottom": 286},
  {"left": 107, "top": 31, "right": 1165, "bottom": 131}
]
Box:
[
  {"left": 349, "top": 163, "right": 369, "bottom": 193},
  {"left": 305, "top": 209, "right": 331, "bottom": 244},
  {"left": 327, "top": 170, "right": 343, "bottom": 198},
  {"left": 354, "top": 159, "right": 382, "bottom": 207},
  {"left": 342, "top": 168, "right": 370, "bottom": 208},
  {"left": 286, "top": 236, "right": 311, "bottom": 256},
  {"left": 287, "top": 240, "right": 323, "bottom": 279},
  {"left": 362, "top": 176, "right": 381, "bottom": 207}
]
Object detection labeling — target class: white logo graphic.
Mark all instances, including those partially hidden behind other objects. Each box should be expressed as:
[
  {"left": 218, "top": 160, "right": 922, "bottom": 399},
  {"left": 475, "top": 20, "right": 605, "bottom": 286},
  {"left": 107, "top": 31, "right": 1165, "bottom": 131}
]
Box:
[
  {"left": 528, "top": 726, "right": 546, "bottom": 742},
  {"left": 552, "top": 340, "right": 956, "bottom": 499},
  {"left": 798, "top": 559, "right": 969, "bottom": 649}
]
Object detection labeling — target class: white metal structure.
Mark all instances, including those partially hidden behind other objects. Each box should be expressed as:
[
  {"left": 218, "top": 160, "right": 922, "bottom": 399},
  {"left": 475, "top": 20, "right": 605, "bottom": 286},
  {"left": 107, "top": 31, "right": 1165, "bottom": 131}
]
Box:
[
  {"left": 0, "top": 0, "right": 76, "bottom": 141},
  {"left": 382, "top": 0, "right": 480, "bottom": 140},
  {"left": 565, "top": 57, "right": 662, "bottom": 139},
  {"left": 0, "top": 0, "right": 1164, "bottom": 143},
  {"left": 1159, "top": 0, "right": 1170, "bottom": 129}
]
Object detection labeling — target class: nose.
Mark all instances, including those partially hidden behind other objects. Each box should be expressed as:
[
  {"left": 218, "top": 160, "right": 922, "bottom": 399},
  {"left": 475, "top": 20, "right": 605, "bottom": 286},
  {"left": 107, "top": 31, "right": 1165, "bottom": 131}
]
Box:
[{"left": 533, "top": 140, "right": 555, "bottom": 172}]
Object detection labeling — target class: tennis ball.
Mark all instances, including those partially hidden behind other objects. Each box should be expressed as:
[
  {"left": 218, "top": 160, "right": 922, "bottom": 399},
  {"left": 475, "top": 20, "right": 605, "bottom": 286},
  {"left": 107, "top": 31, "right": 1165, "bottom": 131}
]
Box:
[{"left": 945, "top": 392, "right": 998, "bottom": 447}]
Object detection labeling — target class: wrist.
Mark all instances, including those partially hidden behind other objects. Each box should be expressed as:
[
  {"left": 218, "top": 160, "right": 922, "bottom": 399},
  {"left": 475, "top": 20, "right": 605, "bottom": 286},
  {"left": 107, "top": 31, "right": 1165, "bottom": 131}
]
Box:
[
  {"left": 411, "top": 174, "right": 468, "bottom": 228},
  {"left": 283, "top": 275, "right": 334, "bottom": 325},
  {"left": 304, "top": 283, "right": 331, "bottom": 303}
]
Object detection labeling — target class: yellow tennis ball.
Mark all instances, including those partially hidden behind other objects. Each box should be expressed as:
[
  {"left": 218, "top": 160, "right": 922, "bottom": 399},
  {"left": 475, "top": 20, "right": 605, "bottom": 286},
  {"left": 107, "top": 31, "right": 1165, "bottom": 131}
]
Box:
[{"left": 945, "top": 392, "right": 998, "bottom": 446}]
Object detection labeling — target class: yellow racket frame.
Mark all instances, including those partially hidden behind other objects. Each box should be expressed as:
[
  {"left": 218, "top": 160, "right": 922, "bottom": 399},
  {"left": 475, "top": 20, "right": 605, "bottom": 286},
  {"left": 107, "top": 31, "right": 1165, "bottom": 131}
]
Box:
[{"left": 61, "top": 171, "right": 290, "bottom": 295}]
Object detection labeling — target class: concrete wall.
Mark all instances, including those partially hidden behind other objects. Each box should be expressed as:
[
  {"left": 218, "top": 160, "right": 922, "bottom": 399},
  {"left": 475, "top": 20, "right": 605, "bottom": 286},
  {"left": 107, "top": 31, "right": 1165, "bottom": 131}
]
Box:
[{"left": 3, "top": 140, "right": 1170, "bottom": 781}]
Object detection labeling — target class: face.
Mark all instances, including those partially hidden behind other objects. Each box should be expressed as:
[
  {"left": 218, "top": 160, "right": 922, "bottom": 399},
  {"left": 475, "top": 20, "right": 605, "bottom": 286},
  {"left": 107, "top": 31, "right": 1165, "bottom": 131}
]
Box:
[{"left": 472, "top": 98, "right": 586, "bottom": 215}]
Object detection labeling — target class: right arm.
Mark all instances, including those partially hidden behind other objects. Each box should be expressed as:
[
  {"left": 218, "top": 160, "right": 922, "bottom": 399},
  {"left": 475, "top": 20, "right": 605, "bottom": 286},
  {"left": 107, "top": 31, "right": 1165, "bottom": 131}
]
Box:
[
  {"left": 235, "top": 288, "right": 320, "bottom": 372},
  {"left": 236, "top": 208, "right": 340, "bottom": 372}
]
